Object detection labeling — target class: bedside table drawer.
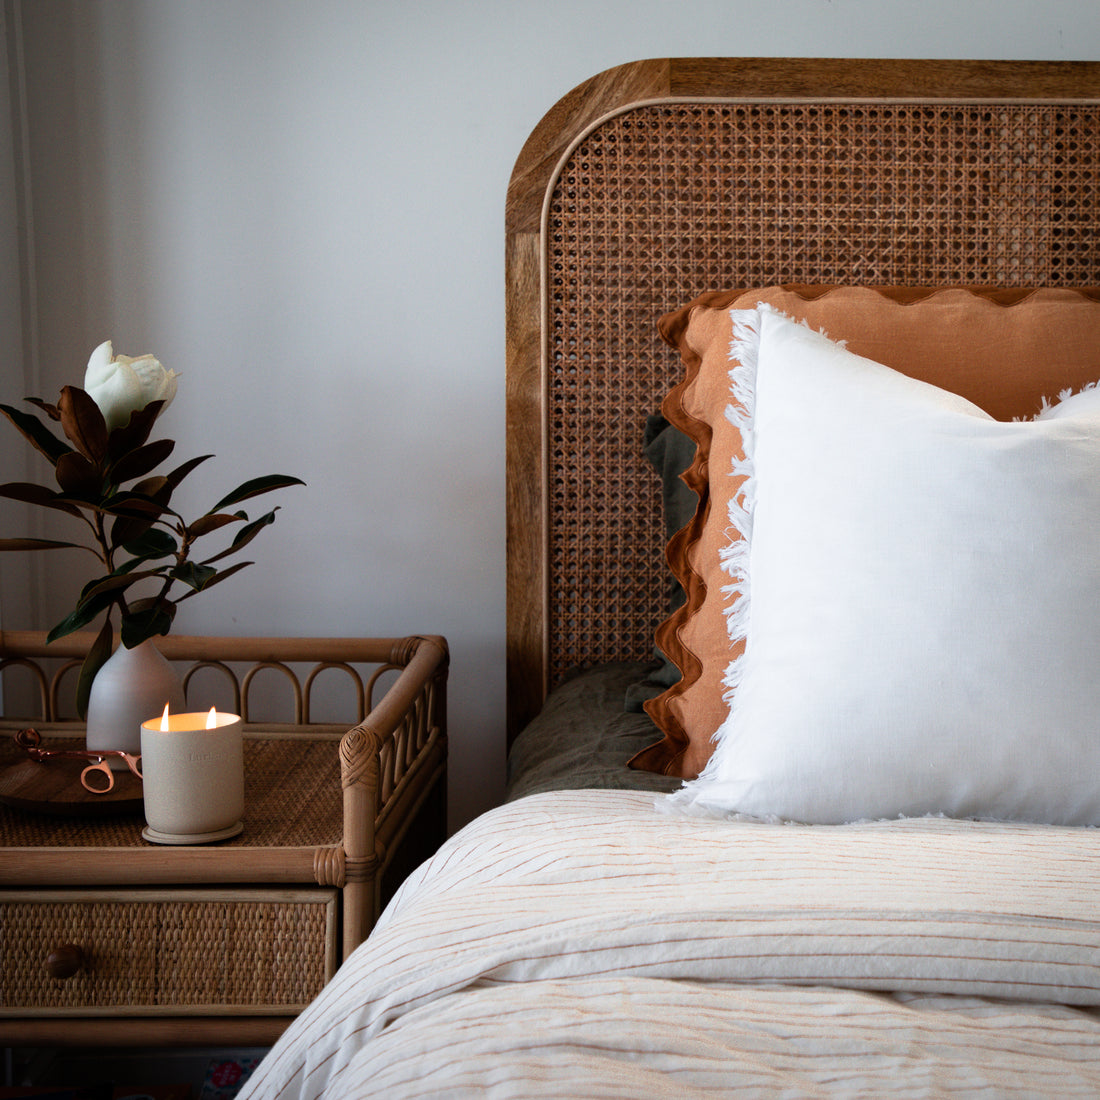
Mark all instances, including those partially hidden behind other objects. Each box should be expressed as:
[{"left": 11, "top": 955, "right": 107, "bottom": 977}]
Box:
[{"left": 0, "top": 888, "right": 339, "bottom": 1015}]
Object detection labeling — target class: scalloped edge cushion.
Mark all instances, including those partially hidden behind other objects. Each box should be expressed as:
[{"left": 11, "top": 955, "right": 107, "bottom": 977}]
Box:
[
  {"left": 630, "top": 285, "right": 1100, "bottom": 779},
  {"left": 666, "top": 305, "right": 1100, "bottom": 824}
]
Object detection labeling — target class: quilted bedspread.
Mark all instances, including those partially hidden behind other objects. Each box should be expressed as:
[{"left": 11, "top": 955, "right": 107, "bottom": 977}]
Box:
[{"left": 241, "top": 790, "right": 1100, "bottom": 1098}]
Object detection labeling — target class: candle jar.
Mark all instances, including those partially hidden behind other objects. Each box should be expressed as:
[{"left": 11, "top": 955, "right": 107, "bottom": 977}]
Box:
[{"left": 139, "top": 710, "right": 245, "bottom": 844}]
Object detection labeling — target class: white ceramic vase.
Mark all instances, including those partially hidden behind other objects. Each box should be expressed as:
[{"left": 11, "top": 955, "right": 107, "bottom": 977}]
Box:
[{"left": 85, "top": 638, "right": 186, "bottom": 757}]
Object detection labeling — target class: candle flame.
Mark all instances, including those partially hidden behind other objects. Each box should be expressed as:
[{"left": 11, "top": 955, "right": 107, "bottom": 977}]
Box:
[
  {"left": 160, "top": 703, "right": 171, "bottom": 732},
  {"left": 206, "top": 706, "right": 217, "bottom": 729}
]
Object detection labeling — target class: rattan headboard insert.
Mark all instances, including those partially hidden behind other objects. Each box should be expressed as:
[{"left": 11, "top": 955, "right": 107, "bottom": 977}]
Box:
[{"left": 505, "top": 58, "right": 1100, "bottom": 741}]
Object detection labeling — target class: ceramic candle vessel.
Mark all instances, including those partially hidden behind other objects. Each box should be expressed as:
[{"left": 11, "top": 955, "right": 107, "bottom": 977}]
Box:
[{"left": 139, "top": 709, "right": 244, "bottom": 845}]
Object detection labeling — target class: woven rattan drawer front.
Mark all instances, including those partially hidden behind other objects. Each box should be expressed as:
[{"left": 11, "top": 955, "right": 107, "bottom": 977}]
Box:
[{"left": 0, "top": 888, "right": 338, "bottom": 1015}]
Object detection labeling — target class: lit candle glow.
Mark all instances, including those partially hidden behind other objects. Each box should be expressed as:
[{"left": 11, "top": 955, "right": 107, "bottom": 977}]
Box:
[{"left": 157, "top": 704, "right": 224, "bottom": 731}]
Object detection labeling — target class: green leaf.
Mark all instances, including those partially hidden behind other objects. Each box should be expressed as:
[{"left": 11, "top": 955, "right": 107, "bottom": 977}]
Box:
[
  {"left": 72, "top": 572, "right": 169, "bottom": 624},
  {"left": 0, "top": 402, "right": 72, "bottom": 464},
  {"left": 175, "top": 559, "right": 252, "bottom": 601},
  {"left": 199, "top": 507, "right": 278, "bottom": 565},
  {"left": 78, "top": 568, "right": 164, "bottom": 605},
  {"left": 0, "top": 537, "right": 90, "bottom": 552},
  {"left": 76, "top": 617, "right": 114, "bottom": 719},
  {"left": 120, "top": 599, "right": 175, "bottom": 647},
  {"left": 57, "top": 386, "right": 109, "bottom": 463},
  {"left": 109, "top": 437, "right": 175, "bottom": 485},
  {"left": 209, "top": 474, "right": 304, "bottom": 513},
  {"left": 47, "top": 586, "right": 117, "bottom": 642},
  {"left": 112, "top": 554, "right": 168, "bottom": 578},
  {"left": 0, "top": 482, "right": 84, "bottom": 518},
  {"left": 120, "top": 527, "right": 178, "bottom": 560},
  {"left": 171, "top": 560, "right": 218, "bottom": 591},
  {"left": 109, "top": 511, "right": 155, "bottom": 550}
]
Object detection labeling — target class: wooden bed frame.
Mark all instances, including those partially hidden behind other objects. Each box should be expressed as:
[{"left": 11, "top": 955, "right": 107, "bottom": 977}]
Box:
[{"left": 505, "top": 57, "right": 1100, "bottom": 743}]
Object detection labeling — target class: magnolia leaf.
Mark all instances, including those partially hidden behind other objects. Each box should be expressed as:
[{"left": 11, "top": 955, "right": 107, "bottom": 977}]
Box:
[
  {"left": 209, "top": 474, "right": 304, "bottom": 513},
  {"left": 106, "top": 399, "right": 165, "bottom": 461},
  {"left": 0, "top": 481, "right": 84, "bottom": 518},
  {"left": 76, "top": 617, "right": 114, "bottom": 719},
  {"left": 0, "top": 537, "right": 90, "bottom": 551},
  {"left": 47, "top": 586, "right": 117, "bottom": 642},
  {"left": 26, "top": 397, "right": 61, "bottom": 421},
  {"left": 186, "top": 511, "right": 244, "bottom": 538},
  {"left": 133, "top": 474, "right": 169, "bottom": 496},
  {"left": 120, "top": 526, "right": 177, "bottom": 560},
  {"left": 171, "top": 560, "right": 218, "bottom": 591},
  {"left": 102, "top": 476, "right": 174, "bottom": 530},
  {"left": 0, "top": 481, "right": 64, "bottom": 506},
  {"left": 199, "top": 508, "right": 278, "bottom": 565},
  {"left": 109, "top": 511, "right": 155, "bottom": 550},
  {"left": 175, "top": 559, "right": 252, "bottom": 601},
  {"left": 75, "top": 565, "right": 141, "bottom": 604},
  {"left": 165, "top": 454, "right": 213, "bottom": 491},
  {"left": 98, "top": 490, "right": 170, "bottom": 520},
  {"left": 78, "top": 568, "right": 163, "bottom": 605},
  {"left": 0, "top": 403, "right": 71, "bottom": 464},
  {"left": 58, "top": 386, "right": 109, "bottom": 463},
  {"left": 54, "top": 450, "right": 102, "bottom": 498},
  {"left": 109, "top": 437, "right": 175, "bottom": 485},
  {"left": 131, "top": 476, "right": 174, "bottom": 509},
  {"left": 57, "top": 492, "right": 167, "bottom": 525},
  {"left": 112, "top": 554, "right": 169, "bottom": 577},
  {"left": 120, "top": 599, "right": 175, "bottom": 647}
]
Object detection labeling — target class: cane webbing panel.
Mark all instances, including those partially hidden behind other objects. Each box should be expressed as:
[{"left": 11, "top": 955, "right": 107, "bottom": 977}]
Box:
[
  {"left": 544, "top": 100, "right": 1100, "bottom": 686},
  {"left": 2, "top": 892, "right": 333, "bottom": 1010},
  {"left": 0, "top": 735, "right": 341, "bottom": 849}
]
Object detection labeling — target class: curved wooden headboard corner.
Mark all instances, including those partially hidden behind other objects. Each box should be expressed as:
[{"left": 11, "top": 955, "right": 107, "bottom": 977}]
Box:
[{"left": 504, "top": 56, "right": 1100, "bottom": 742}]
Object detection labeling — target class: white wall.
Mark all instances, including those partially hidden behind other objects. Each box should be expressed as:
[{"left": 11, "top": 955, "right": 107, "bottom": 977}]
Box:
[
  {"left": 0, "top": 2, "right": 34, "bottom": 637},
  {"left": 3, "top": 0, "right": 1099, "bottom": 829}
]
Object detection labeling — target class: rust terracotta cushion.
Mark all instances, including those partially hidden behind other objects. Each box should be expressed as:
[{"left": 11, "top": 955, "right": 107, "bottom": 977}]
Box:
[{"left": 630, "top": 285, "right": 1100, "bottom": 779}]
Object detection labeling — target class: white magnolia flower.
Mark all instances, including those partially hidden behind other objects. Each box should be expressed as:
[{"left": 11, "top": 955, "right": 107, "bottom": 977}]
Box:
[{"left": 84, "top": 340, "right": 179, "bottom": 432}]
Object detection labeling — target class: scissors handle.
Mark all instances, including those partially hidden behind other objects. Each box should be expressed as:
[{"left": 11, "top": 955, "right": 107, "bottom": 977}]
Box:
[
  {"left": 15, "top": 728, "right": 142, "bottom": 794},
  {"left": 80, "top": 761, "right": 116, "bottom": 794}
]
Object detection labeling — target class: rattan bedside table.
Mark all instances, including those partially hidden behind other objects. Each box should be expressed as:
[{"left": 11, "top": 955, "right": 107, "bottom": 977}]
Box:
[{"left": 0, "top": 632, "right": 448, "bottom": 1048}]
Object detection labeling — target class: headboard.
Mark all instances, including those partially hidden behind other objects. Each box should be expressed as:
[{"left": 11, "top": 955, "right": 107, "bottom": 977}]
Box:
[{"left": 505, "top": 57, "right": 1100, "bottom": 742}]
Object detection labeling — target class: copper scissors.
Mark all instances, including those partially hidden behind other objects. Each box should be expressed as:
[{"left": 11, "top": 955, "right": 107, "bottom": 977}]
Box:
[{"left": 15, "top": 728, "right": 143, "bottom": 794}]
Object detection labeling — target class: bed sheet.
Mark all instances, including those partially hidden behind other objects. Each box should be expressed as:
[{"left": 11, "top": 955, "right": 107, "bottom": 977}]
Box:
[{"left": 242, "top": 790, "right": 1100, "bottom": 1099}]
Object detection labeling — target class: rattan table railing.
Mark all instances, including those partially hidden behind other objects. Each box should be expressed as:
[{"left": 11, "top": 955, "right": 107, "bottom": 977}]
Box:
[{"left": 0, "top": 631, "right": 448, "bottom": 1047}]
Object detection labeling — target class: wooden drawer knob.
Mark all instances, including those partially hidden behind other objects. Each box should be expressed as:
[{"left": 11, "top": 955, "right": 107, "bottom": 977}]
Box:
[{"left": 46, "top": 943, "right": 85, "bottom": 980}]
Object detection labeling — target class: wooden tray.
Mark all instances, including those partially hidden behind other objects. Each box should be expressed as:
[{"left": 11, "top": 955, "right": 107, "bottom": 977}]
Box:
[{"left": 0, "top": 756, "right": 144, "bottom": 816}]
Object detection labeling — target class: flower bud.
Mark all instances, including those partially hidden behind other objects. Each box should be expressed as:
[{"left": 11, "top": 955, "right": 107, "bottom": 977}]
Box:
[{"left": 84, "top": 340, "right": 179, "bottom": 432}]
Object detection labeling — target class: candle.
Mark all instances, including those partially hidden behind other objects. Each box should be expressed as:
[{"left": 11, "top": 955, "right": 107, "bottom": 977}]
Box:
[{"left": 140, "top": 706, "right": 244, "bottom": 844}]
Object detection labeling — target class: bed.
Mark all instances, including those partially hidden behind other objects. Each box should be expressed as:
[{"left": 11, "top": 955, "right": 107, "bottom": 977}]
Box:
[{"left": 241, "top": 58, "right": 1100, "bottom": 1097}]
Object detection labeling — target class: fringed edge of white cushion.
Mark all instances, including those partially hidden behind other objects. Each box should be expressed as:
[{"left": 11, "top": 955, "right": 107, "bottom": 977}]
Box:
[
  {"left": 666, "top": 303, "right": 835, "bottom": 818},
  {"left": 716, "top": 307, "right": 760, "bottom": 706}
]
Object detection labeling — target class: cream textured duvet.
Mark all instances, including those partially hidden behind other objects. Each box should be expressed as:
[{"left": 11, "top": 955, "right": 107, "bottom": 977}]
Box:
[{"left": 241, "top": 790, "right": 1100, "bottom": 1098}]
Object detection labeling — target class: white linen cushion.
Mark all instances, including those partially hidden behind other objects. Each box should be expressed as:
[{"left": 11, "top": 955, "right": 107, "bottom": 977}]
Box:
[{"left": 668, "top": 306, "right": 1100, "bottom": 825}]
